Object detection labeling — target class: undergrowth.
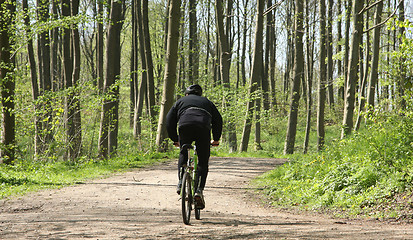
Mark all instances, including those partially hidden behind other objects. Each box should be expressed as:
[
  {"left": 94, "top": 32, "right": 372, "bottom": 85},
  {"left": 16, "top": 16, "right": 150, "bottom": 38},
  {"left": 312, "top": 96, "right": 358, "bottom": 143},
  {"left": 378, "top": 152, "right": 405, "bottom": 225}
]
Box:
[
  {"left": 253, "top": 111, "right": 413, "bottom": 220},
  {"left": 0, "top": 151, "right": 173, "bottom": 199}
]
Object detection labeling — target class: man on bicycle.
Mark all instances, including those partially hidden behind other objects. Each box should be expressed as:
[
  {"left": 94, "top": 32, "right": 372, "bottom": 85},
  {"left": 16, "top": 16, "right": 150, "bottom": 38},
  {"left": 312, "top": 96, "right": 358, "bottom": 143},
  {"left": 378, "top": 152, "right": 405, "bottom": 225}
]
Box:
[{"left": 166, "top": 84, "right": 223, "bottom": 209}]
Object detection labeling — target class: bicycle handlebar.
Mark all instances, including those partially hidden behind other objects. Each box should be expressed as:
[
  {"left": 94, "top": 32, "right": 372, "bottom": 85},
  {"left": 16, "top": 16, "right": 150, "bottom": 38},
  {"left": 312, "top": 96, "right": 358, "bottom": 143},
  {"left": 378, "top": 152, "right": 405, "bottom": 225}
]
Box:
[{"left": 173, "top": 141, "right": 220, "bottom": 148}]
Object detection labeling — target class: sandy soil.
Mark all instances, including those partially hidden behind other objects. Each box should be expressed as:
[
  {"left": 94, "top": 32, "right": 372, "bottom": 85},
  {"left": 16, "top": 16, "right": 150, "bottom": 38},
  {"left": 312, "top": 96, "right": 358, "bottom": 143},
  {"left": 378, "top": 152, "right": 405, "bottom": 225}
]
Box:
[{"left": 1, "top": 157, "right": 412, "bottom": 239}]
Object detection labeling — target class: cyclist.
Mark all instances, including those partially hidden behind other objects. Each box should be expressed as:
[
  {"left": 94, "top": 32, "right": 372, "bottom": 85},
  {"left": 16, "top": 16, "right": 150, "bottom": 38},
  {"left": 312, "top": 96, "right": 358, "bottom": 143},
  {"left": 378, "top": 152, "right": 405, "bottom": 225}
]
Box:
[{"left": 166, "top": 84, "right": 223, "bottom": 209}]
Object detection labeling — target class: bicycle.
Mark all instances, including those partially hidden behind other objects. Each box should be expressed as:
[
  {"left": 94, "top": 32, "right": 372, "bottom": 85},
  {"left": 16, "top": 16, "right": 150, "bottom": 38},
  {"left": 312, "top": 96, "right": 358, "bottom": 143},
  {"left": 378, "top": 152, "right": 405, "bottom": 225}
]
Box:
[{"left": 180, "top": 143, "right": 201, "bottom": 225}]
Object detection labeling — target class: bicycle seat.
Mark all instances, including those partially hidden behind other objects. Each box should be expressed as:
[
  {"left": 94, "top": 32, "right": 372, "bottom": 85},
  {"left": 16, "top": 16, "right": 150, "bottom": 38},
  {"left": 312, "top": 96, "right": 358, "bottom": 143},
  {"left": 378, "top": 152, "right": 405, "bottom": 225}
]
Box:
[{"left": 181, "top": 144, "right": 194, "bottom": 150}]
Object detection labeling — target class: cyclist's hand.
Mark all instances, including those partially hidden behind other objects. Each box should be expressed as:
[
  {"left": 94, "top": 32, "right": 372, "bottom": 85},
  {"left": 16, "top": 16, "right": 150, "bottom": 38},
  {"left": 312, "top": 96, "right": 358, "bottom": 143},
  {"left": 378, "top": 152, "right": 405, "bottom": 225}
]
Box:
[
  {"left": 211, "top": 140, "right": 219, "bottom": 146},
  {"left": 173, "top": 142, "right": 180, "bottom": 147}
]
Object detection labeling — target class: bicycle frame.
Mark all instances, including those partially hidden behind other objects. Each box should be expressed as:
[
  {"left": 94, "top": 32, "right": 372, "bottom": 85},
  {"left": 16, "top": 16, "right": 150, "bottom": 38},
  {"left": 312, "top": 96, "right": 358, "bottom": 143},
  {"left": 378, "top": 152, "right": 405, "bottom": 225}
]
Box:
[
  {"left": 181, "top": 144, "right": 201, "bottom": 224},
  {"left": 185, "top": 145, "right": 198, "bottom": 196}
]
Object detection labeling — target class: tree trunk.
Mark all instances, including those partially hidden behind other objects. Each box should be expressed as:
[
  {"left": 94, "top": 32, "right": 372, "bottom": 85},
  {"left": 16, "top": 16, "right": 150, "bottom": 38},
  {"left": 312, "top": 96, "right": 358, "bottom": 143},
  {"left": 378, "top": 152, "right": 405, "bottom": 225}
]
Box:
[
  {"left": 255, "top": 71, "right": 263, "bottom": 150},
  {"left": 204, "top": 3, "right": 211, "bottom": 77},
  {"left": 283, "top": 0, "right": 293, "bottom": 104},
  {"left": 342, "top": 0, "right": 352, "bottom": 101},
  {"left": 71, "top": 0, "right": 82, "bottom": 158},
  {"left": 62, "top": 0, "right": 75, "bottom": 160},
  {"left": 130, "top": 0, "right": 138, "bottom": 128},
  {"left": 366, "top": 1, "right": 383, "bottom": 109},
  {"left": 51, "top": 0, "right": 60, "bottom": 91},
  {"left": 142, "top": 0, "right": 156, "bottom": 121},
  {"left": 317, "top": 0, "right": 327, "bottom": 151},
  {"left": 241, "top": 0, "right": 249, "bottom": 86},
  {"left": 269, "top": 12, "right": 277, "bottom": 110},
  {"left": 36, "top": 0, "right": 54, "bottom": 153},
  {"left": 240, "top": 0, "right": 264, "bottom": 152},
  {"left": 98, "top": 0, "right": 124, "bottom": 158},
  {"left": 177, "top": 3, "right": 186, "bottom": 92},
  {"left": 155, "top": 0, "right": 181, "bottom": 151},
  {"left": 397, "top": 0, "right": 406, "bottom": 110},
  {"left": 23, "top": 0, "right": 42, "bottom": 157},
  {"left": 284, "top": 0, "right": 304, "bottom": 155},
  {"left": 97, "top": 0, "right": 104, "bottom": 92},
  {"left": 336, "top": 0, "right": 343, "bottom": 101},
  {"left": 341, "top": 0, "right": 364, "bottom": 139},
  {"left": 188, "top": 0, "right": 198, "bottom": 83},
  {"left": 326, "top": 0, "right": 334, "bottom": 107},
  {"left": 303, "top": 0, "right": 315, "bottom": 154},
  {"left": 241, "top": 0, "right": 249, "bottom": 87},
  {"left": 262, "top": 0, "right": 272, "bottom": 111},
  {"left": 216, "top": 0, "right": 237, "bottom": 152},
  {"left": 355, "top": 12, "right": 371, "bottom": 131},
  {"left": 0, "top": 0, "right": 16, "bottom": 164},
  {"left": 133, "top": 0, "right": 147, "bottom": 138}
]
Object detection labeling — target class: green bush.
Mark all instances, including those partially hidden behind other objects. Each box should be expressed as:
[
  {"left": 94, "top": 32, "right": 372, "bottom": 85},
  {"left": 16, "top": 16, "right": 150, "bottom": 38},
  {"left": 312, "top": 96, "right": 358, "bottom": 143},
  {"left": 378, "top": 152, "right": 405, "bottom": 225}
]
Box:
[{"left": 254, "top": 112, "right": 413, "bottom": 218}]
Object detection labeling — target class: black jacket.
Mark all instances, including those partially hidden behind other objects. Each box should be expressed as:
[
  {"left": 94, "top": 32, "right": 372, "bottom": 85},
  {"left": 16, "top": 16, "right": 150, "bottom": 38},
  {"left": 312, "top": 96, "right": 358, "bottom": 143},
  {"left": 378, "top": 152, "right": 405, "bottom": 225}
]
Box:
[{"left": 166, "top": 94, "right": 223, "bottom": 143}]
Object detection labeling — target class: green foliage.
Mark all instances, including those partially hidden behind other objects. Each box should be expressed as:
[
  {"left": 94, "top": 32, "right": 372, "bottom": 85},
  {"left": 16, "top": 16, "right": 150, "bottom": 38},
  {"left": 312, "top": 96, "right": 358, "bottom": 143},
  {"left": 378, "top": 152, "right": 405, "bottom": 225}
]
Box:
[
  {"left": 254, "top": 113, "right": 413, "bottom": 218},
  {"left": 0, "top": 150, "right": 174, "bottom": 199}
]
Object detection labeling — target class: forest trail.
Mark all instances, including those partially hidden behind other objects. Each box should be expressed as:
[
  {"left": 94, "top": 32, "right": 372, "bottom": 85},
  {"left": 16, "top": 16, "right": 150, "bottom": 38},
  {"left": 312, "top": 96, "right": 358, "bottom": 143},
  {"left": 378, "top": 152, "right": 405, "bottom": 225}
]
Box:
[{"left": 1, "top": 157, "right": 412, "bottom": 239}]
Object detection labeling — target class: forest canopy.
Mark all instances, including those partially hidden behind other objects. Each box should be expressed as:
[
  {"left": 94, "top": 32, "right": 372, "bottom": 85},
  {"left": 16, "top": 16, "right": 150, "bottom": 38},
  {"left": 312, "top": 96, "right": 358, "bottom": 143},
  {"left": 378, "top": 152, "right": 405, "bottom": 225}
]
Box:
[{"left": 0, "top": 0, "right": 412, "bottom": 165}]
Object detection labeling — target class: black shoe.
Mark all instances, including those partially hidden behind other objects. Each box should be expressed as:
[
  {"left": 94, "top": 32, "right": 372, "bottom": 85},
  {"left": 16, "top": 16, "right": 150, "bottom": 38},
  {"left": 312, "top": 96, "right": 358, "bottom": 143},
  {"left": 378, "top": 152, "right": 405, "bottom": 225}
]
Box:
[
  {"left": 176, "top": 180, "right": 182, "bottom": 195},
  {"left": 194, "top": 189, "right": 205, "bottom": 209}
]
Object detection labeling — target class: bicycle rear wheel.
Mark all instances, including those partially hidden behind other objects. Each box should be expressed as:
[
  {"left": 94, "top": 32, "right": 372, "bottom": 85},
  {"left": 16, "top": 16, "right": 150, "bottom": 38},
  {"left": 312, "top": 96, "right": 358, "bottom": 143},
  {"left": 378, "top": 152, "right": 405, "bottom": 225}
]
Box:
[{"left": 181, "top": 171, "right": 192, "bottom": 225}]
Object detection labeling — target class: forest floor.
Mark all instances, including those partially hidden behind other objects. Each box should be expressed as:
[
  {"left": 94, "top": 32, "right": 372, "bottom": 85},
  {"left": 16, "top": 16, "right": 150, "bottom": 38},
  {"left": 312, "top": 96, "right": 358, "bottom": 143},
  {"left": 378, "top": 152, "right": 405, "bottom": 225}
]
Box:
[{"left": 1, "top": 157, "right": 412, "bottom": 239}]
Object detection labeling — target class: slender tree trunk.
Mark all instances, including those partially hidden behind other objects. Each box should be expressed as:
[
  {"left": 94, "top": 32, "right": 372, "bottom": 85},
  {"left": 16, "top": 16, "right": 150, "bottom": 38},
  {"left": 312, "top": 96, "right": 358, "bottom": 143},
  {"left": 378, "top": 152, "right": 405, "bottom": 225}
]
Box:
[
  {"left": 262, "top": 0, "right": 272, "bottom": 111},
  {"left": 142, "top": 0, "right": 156, "bottom": 121},
  {"left": 62, "top": 0, "right": 76, "bottom": 160},
  {"left": 156, "top": 0, "right": 181, "bottom": 151},
  {"left": 99, "top": 0, "right": 124, "bottom": 158},
  {"left": 283, "top": 0, "right": 293, "bottom": 104},
  {"left": 265, "top": 0, "right": 274, "bottom": 108},
  {"left": 216, "top": 0, "right": 237, "bottom": 152},
  {"left": 71, "top": 0, "right": 82, "bottom": 158},
  {"left": 255, "top": 69, "right": 263, "bottom": 150},
  {"left": 23, "top": 0, "right": 41, "bottom": 157},
  {"left": 240, "top": 0, "right": 264, "bottom": 152},
  {"left": 397, "top": 0, "right": 406, "bottom": 110},
  {"left": 270, "top": 12, "right": 277, "bottom": 110},
  {"left": 241, "top": 0, "right": 249, "bottom": 87},
  {"left": 177, "top": 0, "right": 186, "bottom": 92},
  {"left": 303, "top": 0, "right": 315, "bottom": 154},
  {"left": 341, "top": 0, "right": 364, "bottom": 139},
  {"left": 0, "top": 0, "right": 16, "bottom": 164},
  {"left": 97, "top": 0, "right": 104, "bottom": 92},
  {"left": 317, "top": 0, "right": 327, "bottom": 151},
  {"left": 204, "top": 3, "right": 211, "bottom": 77},
  {"left": 51, "top": 0, "right": 60, "bottom": 91},
  {"left": 130, "top": 0, "right": 138, "bottom": 128},
  {"left": 188, "top": 0, "right": 198, "bottom": 83},
  {"left": 342, "top": 0, "right": 352, "bottom": 101},
  {"left": 337, "top": 0, "right": 343, "bottom": 101},
  {"left": 366, "top": 1, "right": 383, "bottom": 109},
  {"left": 355, "top": 12, "right": 370, "bottom": 131},
  {"left": 284, "top": 0, "right": 304, "bottom": 154},
  {"left": 326, "top": 0, "right": 334, "bottom": 107},
  {"left": 133, "top": 0, "right": 148, "bottom": 138},
  {"left": 37, "top": 0, "right": 54, "bottom": 153}
]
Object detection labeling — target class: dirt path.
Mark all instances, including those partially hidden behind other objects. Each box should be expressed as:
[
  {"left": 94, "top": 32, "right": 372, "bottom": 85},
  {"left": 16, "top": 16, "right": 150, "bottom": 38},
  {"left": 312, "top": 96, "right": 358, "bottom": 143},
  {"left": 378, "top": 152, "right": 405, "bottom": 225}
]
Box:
[{"left": 1, "top": 157, "right": 412, "bottom": 239}]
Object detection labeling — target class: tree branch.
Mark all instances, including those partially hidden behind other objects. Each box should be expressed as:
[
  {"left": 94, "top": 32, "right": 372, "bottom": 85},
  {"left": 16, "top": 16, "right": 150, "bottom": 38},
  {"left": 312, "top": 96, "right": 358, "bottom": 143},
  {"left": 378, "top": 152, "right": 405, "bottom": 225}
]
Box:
[
  {"left": 363, "top": 0, "right": 402, "bottom": 33},
  {"left": 263, "top": 0, "right": 284, "bottom": 16},
  {"left": 359, "top": 0, "right": 383, "bottom": 15}
]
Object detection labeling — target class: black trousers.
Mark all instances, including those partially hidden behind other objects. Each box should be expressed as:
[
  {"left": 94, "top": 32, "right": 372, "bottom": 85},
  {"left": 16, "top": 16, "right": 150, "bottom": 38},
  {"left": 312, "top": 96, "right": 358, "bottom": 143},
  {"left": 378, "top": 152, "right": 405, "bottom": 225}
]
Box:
[{"left": 178, "top": 125, "right": 211, "bottom": 190}]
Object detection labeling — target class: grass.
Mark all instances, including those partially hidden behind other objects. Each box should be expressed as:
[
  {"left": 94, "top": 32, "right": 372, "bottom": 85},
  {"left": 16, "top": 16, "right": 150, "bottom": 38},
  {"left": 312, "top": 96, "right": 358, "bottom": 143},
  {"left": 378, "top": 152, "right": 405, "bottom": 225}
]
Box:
[
  {"left": 253, "top": 112, "right": 413, "bottom": 220},
  {"left": 0, "top": 151, "right": 174, "bottom": 199}
]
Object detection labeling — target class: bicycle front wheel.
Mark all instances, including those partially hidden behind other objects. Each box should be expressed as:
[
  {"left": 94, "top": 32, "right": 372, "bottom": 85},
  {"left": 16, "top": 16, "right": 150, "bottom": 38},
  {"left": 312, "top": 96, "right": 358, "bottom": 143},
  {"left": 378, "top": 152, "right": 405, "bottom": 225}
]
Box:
[
  {"left": 181, "top": 171, "right": 192, "bottom": 225},
  {"left": 195, "top": 208, "right": 201, "bottom": 220}
]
